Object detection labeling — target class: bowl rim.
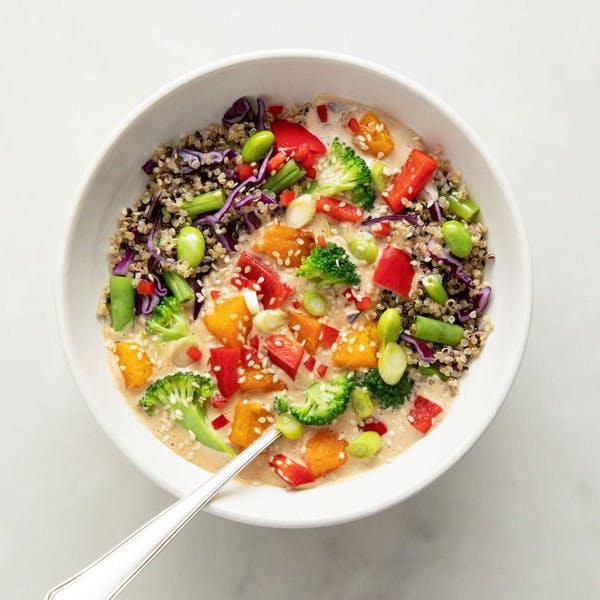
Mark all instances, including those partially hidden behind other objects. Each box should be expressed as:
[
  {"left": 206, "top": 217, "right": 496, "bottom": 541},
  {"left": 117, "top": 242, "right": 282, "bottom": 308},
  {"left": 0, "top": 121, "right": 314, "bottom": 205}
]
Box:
[{"left": 56, "top": 49, "right": 533, "bottom": 528}]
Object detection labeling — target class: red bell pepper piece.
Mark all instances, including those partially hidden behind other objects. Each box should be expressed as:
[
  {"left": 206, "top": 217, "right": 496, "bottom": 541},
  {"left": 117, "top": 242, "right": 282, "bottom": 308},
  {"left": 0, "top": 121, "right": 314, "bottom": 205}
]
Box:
[
  {"left": 347, "top": 118, "right": 360, "bottom": 133},
  {"left": 209, "top": 347, "right": 241, "bottom": 398},
  {"left": 361, "top": 418, "right": 388, "bottom": 436},
  {"left": 271, "top": 120, "right": 326, "bottom": 156},
  {"left": 293, "top": 143, "right": 309, "bottom": 163},
  {"left": 385, "top": 149, "right": 438, "bottom": 212},
  {"left": 237, "top": 163, "right": 254, "bottom": 179},
  {"left": 241, "top": 347, "right": 260, "bottom": 367},
  {"left": 355, "top": 295, "right": 372, "bottom": 311},
  {"left": 266, "top": 151, "right": 288, "bottom": 174},
  {"left": 317, "top": 234, "right": 326, "bottom": 247},
  {"left": 372, "top": 222, "right": 392, "bottom": 237},
  {"left": 249, "top": 335, "right": 259, "bottom": 350},
  {"left": 211, "top": 414, "right": 230, "bottom": 430},
  {"left": 231, "top": 274, "right": 261, "bottom": 292},
  {"left": 269, "top": 453, "right": 314, "bottom": 487},
  {"left": 343, "top": 288, "right": 357, "bottom": 303},
  {"left": 316, "top": 104, "right": 328, "bottom": 123},
  {"left": 316, "top": 196, "right": 364, "bottom": 224},
  {"left": 372, "top": 244, "right": 415, "bottom": 298},
  {"left": 303, "top": 355, "right": 316, "bottom": 371},
  {"left": 305, "top": 167, "right": 317, "bottom": 179},
  {"left": 237, "top": 252, "right": 292, "bottom": 309},
  {"left": 210, "top": 290, "right": 221, "bottom": 300},
  {"left": 186, "top": 345, "right": 202, "bottom": 362},
  {"left": 292, "top": 300, "right": 302, "bottom": 310},
  {"left": 137, "top": 280, "right": 155, "bottom": 296},
  {"left": 279, "top": 189, "right": 296, "bottom": 206},
  {"left": 408, "top": 395, "right": 443, "bottom": 434},
  {"left": 316, "top": 363, "right": 328, "bottom": 378},
  {"left": 267, "top": 104, "right": 283, "bottom": 115},
  {"left": 210, "top": 394, "right": 229, "bottom": 409},
  {"left": 319, "top": 325, "right": 339, "bottom": 348},
  {"left": 263, "top": 334, "right": 304, "bottom": 380}
]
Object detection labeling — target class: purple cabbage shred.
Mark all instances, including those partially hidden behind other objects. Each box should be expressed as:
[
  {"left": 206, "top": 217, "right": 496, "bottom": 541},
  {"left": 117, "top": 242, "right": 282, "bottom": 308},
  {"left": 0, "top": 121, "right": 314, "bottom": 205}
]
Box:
[
  {"left": 141, "top": 159, "right": 156, "bottom": 174},
  {"left": 399, "top": 333, "right": 435, "bottom": 362},
  {"left": 135, "top": 273, "right": 168, "bottom": 315},
  {"left": 222, "top": 97, "right": 253, "bottom": 127},
  {"left": 114, "top": 248, "right": 134, "bottom": 276},
  {"left": 426, "top": 239, "right": 475, "bottom": 288},
  {"left": 429, "top": 200, "right": 443, "bottom": 222},
  {"left": 362, "top": 213, "right": 421, "bottom": 227},
  {"left": 457, "top": 286, "right": 492, "bottom": 323}
]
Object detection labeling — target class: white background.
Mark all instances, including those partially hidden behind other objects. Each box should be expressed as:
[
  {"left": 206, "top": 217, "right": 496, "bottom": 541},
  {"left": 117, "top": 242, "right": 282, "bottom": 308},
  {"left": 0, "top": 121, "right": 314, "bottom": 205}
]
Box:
[{"left": 1, "top": 1, "right": 599, "bottom": 598}]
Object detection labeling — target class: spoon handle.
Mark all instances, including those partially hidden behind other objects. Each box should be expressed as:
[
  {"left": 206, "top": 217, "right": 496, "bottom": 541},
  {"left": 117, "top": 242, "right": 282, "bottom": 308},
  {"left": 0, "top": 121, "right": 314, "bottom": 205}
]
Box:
[{"left": 45, "top": 425, "right": 280, "bottom": 600}]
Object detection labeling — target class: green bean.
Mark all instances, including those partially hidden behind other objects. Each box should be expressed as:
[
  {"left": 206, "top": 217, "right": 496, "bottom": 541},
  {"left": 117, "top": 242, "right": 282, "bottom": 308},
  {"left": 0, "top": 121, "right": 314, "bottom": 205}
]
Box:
[
  {"left": 109, "top": 275, "right": 134, "bottom": 331},
  {"left": 348, "top": 233, "right": 378, "bottom": 264},
  {"left": 163, "top": 271, "right": 194, "bottom": 304},
  {"left": 378, "top": 341, "right": 407, "bottom": 385},
  {"left": 377, "top": 308, "right": 402, "bottom": 344},
  {"left": 301, "top": 288, "right": 329, "bottom": 316},
  {"left": 176, "top": 226, "right": 205, "bottom": 267},
  {"left": 276, "top": 413, "right": 304, "bottom": 440},
  {"left": 445, "top": 194, "right": 480, "bottom": 222},
  {"left": 413, "top": 315, "right": 464, "bottom": 346},
  {"left": 241, "top": 130, "right": 275, "bottom": 163},
  {"left": 351, "top": 388, "right": 374, "bottom": 420},
  {"left": 263, "top": 160, "right": 304, "bottom": 194},
  {"left": 421, "top": 274, "right": 448, "bottom": 305},
  {"left": 348, "top": 431, "right": 382, "bottom": 458},
  {"left": 181, "top": 189, "right": 225, "bottom": 217},
  {"left": 442, "top": 220, "right": 473, "bottom": 258},
  {"left": 418, "top": 365, "right": 449, "bottom": 381},
  {"left": 371, "top": 161, "right": 389, "bottom": 193}
]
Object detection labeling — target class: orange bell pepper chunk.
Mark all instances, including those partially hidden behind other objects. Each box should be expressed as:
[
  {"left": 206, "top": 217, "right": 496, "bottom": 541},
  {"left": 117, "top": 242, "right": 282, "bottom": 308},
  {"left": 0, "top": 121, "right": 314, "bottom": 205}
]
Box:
[
  {"left": 304, "top": 429, "right": 348, "bottom": 478},
  {"left": 332, "top": 322, "right": 379, "bottom": 369},
  {"left": 356, "top": 111, "right": 395, "bottom": 158},
  {"left": 114, "top": 342, "right": 153, "bottom": 388},
  {"left": 252, "top": 224, "right": 315, "bottom": 268},
  {"left": 203, "top": 295, "right": 252, "bottom": 348},
  {"left": 229, "top": 400, "right": 272, "bottom": 448},
  {"left": 287, "top": 310, "right": 323, "bottom": 355}
]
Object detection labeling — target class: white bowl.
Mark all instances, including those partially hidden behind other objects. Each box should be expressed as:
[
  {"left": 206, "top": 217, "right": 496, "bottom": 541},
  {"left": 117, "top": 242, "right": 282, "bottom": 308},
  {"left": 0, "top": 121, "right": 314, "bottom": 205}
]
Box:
[{"left": 57, "top": 50, "right": 532, "bottom": 528}]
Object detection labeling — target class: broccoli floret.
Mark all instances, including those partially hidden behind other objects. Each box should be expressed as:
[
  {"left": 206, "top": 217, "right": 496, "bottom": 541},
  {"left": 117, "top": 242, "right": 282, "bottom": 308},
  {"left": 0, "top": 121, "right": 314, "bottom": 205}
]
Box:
[
  {"left": 144, "top": 296, "right": 190, "bottom": 341},
  {"left": 315, "top": 138, "right": 375, "bottom": 210},
  {"left": 140, "top": 371, "right": 235, "bottom": 456},
  {"left": 273, "top": 396, "right": 289, "bottom": 414},
  {"left": 296, "top": 242, "right": 360, "bottom": 287},
  {"left": 362, "top": 368, "right": 415, "bottom": 409},
  {"left": 290, "top": 373, "right": 354, "bottom": 425}
]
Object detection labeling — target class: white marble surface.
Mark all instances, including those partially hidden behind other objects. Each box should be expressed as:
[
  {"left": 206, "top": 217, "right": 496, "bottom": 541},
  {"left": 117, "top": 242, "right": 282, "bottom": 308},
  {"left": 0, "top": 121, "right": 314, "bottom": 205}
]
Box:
[{"left": 1, "top": 1, "right": 599, "bottom": 598}]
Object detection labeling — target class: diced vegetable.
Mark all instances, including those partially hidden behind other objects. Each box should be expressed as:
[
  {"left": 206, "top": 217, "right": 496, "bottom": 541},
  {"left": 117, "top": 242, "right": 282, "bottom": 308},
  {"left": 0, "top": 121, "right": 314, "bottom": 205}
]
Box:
[
  {"left": 385, "top": 149, "right": 438, "bottom": 212},
  {"left": 316, "top": 196, "right": 364, "bottom": 224},
  {"left": 270, "top": 119, "right": 327, "bottom": 155},
  {"left": 316, "top": 103, "right": 328, "bottom": 123},
  {"left": 229, "top": 400, "right": 272, "bottom": 448},
  {"left": 137, "top": 280, "right": 155, "bottom": 296},
  {"left": 319, "top": 324, "right": 339, "bottom": 348},
  {"left": 263, "top": 334, "right": 304, "bottom": 380},
  {"left": 413, "top": 315, "right": 464, "bottom": 346},
  {"left": 276, "top": 413, "right": 304, "bottom": 440},
  {"left": 203, "top": 295, "right": 252, "bottom": 348},
  {"left": 304, "top": 355, "right": 316, "bottom": 371},
  {"left": 110, "top": 275, "right": 134, "bottom": 331},
  {"left": 211, "top": 414, "right": 230, "bottom": 430},
  {"left": 239, "top": 367, "right": 286, "bottom": 393},
  {"left": 237, "top": 252, "right": 293, "bottom": 309},
  {"left": 210, "top": 394, "right": 229, "bottom": 409},
  {"left": 378, "top": 342, "right": 408, "bottom": 385},
  {"left": 267, "top": 104, "right": 283, "bottom": 115},
  {"left": 316, "top": 363, "right": 328, "bottom": 378},
  {"left": 347, "top": 431, "right": 382, "bottom": 458},
  {"left": 253, "top": 309, "right": 287, "bottom": 333},
  {"left": 171, "top": 336, "right": 200, "bottom": 367},
  {"left": 287, "top": 310, "right": 323, "bottom": 355},
  {"left": 279, "top": 189, "right": 296, "bottom": 206},
  {"left": 163, "top": 271, "right": 194, "bottom": 304},
  {"left": 372, "top": 244, "right": 415, "bottom": 298},
  {"left": 360, "top": 418, "right": 388, "bottom": 436},
  {"left": 114, "top": 342, "right": 153, "bottom": 388},
  {"left": 181, "top": 189, "right": 225, "bottom": 217},
  {"left": 266, "top": 151, "right": 288, "bottom": 174},
  {"left": 269, "top": 453, "right": 314, "bottom": 487},
  {"left": 408, "top": 395, "right": 443, "bottom": 433},
  {"left": 347, "top": 118, "right": 360, "bottom": 132},
  {"left": 252, "top": 224, "right": 315, "bottom": 268},
  {"left": 351, "top": 388, "right": 374, "bottom": 419},
  {"left": 186, "top": 345, "right": 202, "bottom": 362},
  {"left": 209, "top": 347, "right": 241, "bottom": 398},
  {"left": 304, "top": 429, "right": 348, "bottom": 478},
  {"left": 445, "top": 194, "right": 480, "bottom": 222},
  {"left": 237, "top": 163, "right": 254, "bottom": 179},
  {"left": 332, "top": 322, "right": 378, "bottom": 369},
  {"left": 356, "top": 112, "right": 394, "bottom": 157},
  {"left": 372, "top": 222, "right": 392, "bottom": 237}
]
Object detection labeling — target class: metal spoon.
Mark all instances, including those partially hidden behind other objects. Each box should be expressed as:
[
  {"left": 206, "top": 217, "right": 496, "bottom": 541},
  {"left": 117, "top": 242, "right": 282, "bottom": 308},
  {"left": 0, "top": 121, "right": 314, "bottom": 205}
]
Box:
[{"left": 45, "top": 425, "right": 281, "bottom": 599}]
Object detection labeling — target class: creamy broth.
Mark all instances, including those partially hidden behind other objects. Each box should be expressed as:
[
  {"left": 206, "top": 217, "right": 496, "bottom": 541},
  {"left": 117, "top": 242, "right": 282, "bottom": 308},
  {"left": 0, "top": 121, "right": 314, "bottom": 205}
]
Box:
[{"left": 104, "top": 97, "right": 460, "bottom": 488}]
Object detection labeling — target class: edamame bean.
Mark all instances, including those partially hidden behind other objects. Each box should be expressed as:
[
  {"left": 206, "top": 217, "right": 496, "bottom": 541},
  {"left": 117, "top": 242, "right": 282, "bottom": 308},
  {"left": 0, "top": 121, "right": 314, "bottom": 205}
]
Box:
[
  {"left": 176, "top": 226, "right": 205, "bottom": 267},
  {"left": 351, "top": 388, "right": 374, "bottom": 420},
  {"left": 301, "top": 288, "right": 329, "bottom": 316},
  {"left": 378, "top": 341, "right": 408, "bottom": 385},
  {"left": 348, "top": 233, "right": 378, "bottom": 264},
  {"left": 421, "top": 274, "right": 448, "bottom": 305},
  {"left": 241, "top": 130, "right": 275, "bottom": 163},
  {"left": 276, "top": 413, "right": 304, "bottom": 440},
  {"left": 377, "top": 308, "right": 402, "bottom": 343},
  {"left": 347, "top": 431, "right": 382, "bottom": 458},
  {"left": 371, "top": 161, "right": 389, "bottom": 193},
  {"left": 442, "top": 220, "right": 473, "bottom": 258}
]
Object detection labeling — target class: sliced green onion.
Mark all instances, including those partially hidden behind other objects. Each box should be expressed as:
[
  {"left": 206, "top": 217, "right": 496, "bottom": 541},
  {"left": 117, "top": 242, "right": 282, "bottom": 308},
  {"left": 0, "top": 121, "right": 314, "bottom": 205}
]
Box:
[
  {"left": 371, "top": 161, "right": 389, "bottom": 193},
  {"left": 171, "top": 336, "right": 198, "bottom": 368},
  {"left": 445, "top": 194, "right": 480, "bottom": 222},
  {"left": 181, "top": 189, "right": 225, "bottom": 217},
  {"left": 377, "top": 308, "right": 402, "bottom": 344},
  {"left": 301, "top": 288, "right": 329, "bottom": 316},
  {"left": 413, "top": 315, "right": 464, "bottom": 346},
  {"left": 285, "top": 193, "right": 316, "bottom": 229},
  {"left": 378, "top": 341, "right": 407, "bottom": 385},
  {"left": 253, "top": 309, "right": 286, "bottom": 332},
  {"left": 348, "top": 431, "right": 382, "bottom": 458},
  {"left": 276, "top": 413, "right": 304, "bottom": 440},
  {"left": 264, "top": 160, "right": 304, "bottom": 194},
  {"left": 351, "top": 388, "right": 374, "bottom": 420},
  {"left": 348, "top": 233, "right": 378, "bottom": 264},
  {"left": 163, "top": 271, "right": 194, "bottom": 304},
  {"left": 242, "top": 288, "right": 261, "bottom": 315},
  {"left": 421, "top": 274, "right": 448, "bottom": 305},
  {"left": 418, "top": 365, "right": 449, "bottom": 381}
]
